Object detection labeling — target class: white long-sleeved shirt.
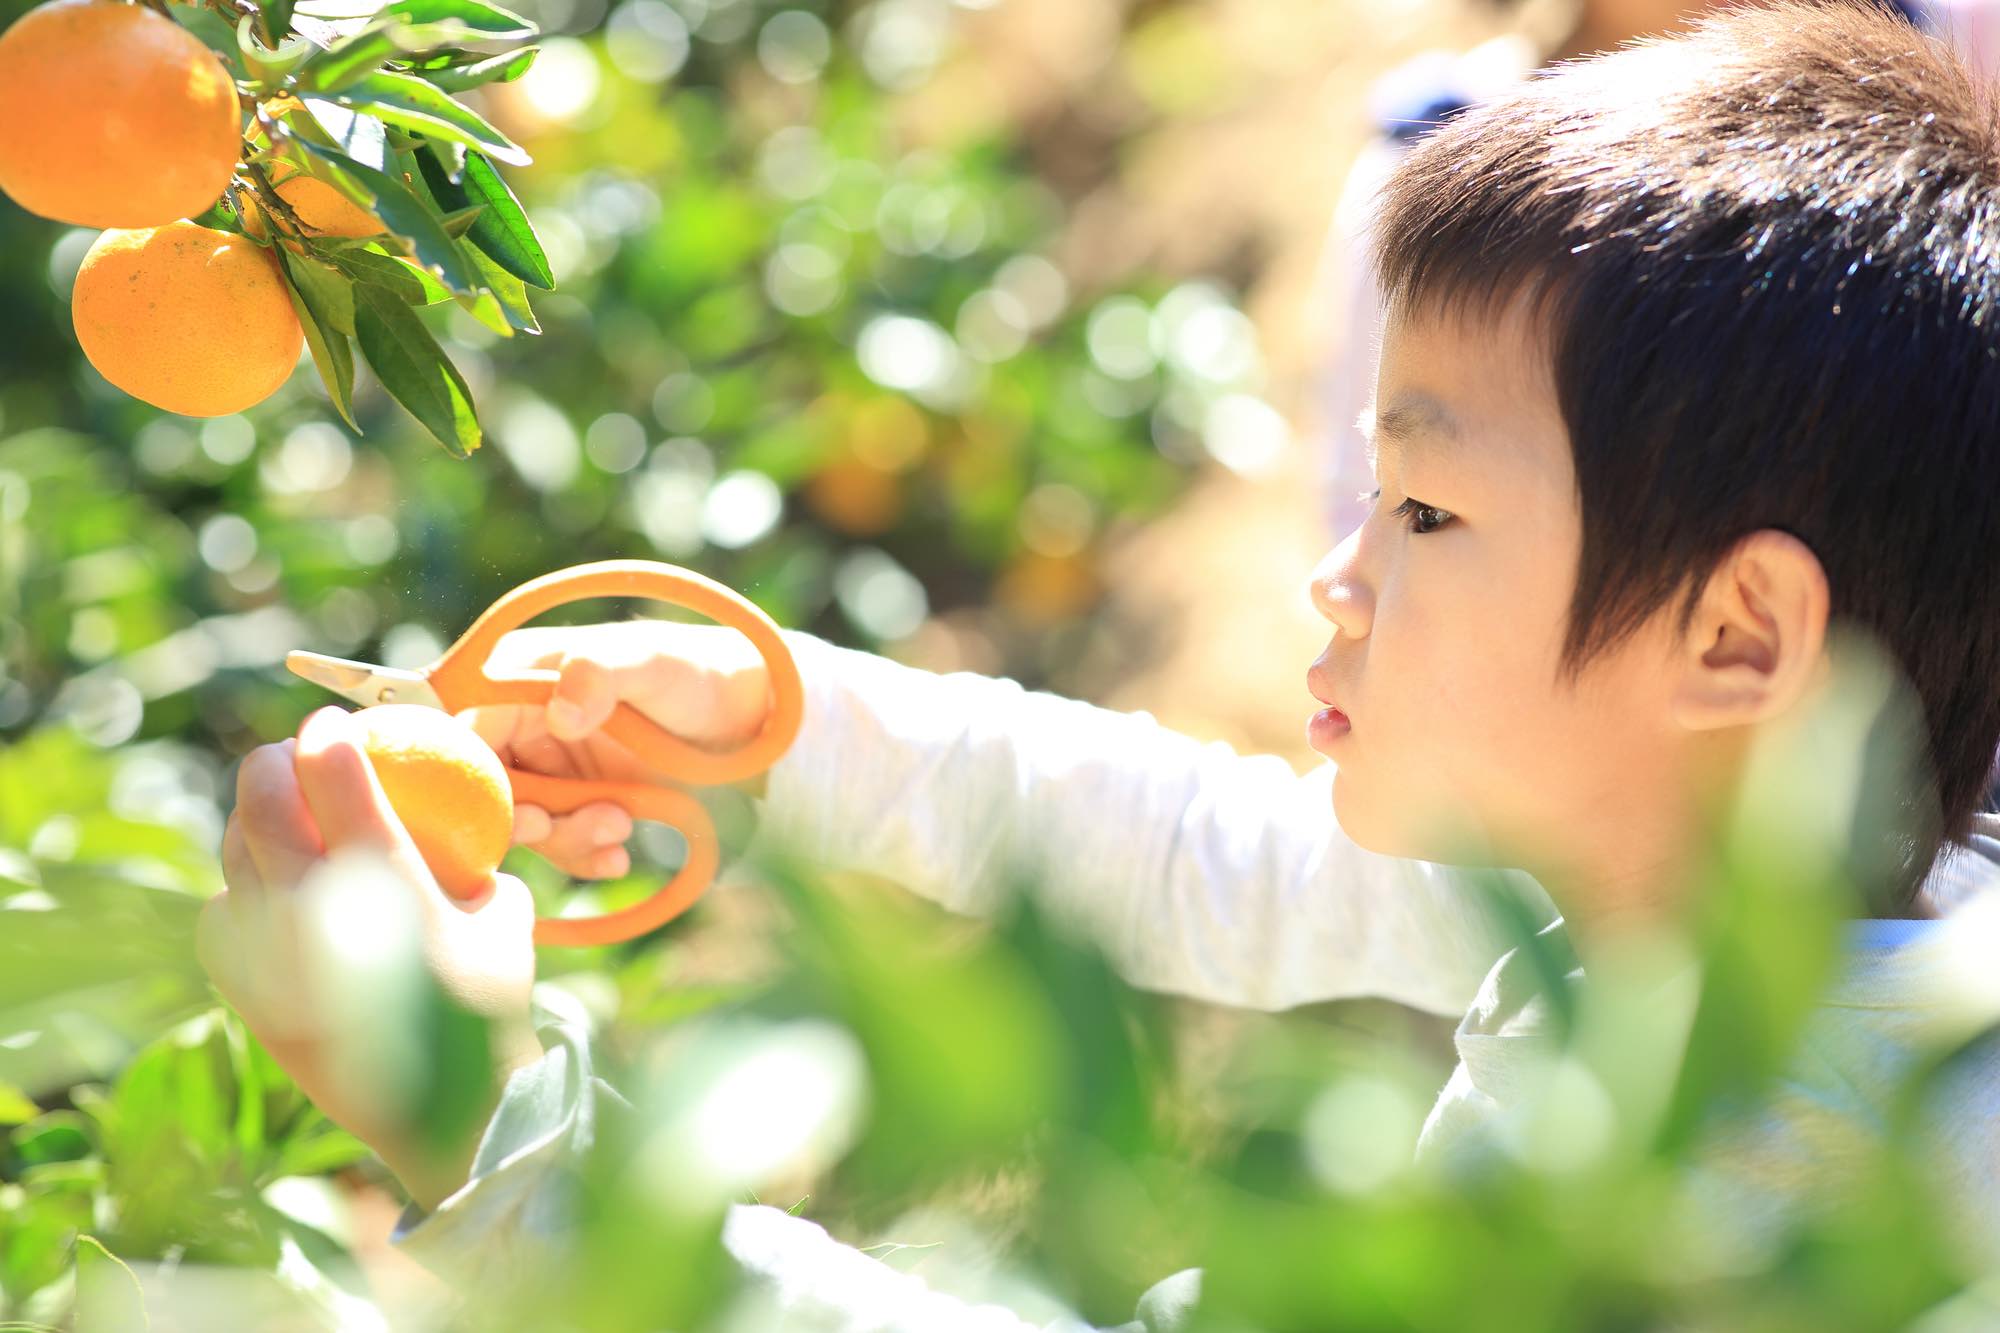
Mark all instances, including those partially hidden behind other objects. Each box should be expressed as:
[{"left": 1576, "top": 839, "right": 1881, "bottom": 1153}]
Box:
[{"left": 391, "top": 633, "right": 2000, "bottom": 1330}]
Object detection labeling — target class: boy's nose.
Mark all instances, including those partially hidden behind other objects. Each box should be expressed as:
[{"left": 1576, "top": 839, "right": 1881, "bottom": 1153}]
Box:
[{"left": 1307, "top": 530, "right": 1372, "bottom": 639}]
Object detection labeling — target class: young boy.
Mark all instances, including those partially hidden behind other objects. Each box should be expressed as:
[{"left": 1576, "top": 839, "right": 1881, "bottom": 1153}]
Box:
[{"left": 199, "top": 3, "right": 2000, "bottom": 1327}]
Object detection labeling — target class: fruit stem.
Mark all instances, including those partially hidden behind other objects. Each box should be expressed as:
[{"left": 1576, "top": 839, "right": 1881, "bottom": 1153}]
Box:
[
  {"left": 240, "top": 159, "right": 314, "bottom": 242},
  {"left": 232, "top": 0, "right": 277, "bottom": 47}
]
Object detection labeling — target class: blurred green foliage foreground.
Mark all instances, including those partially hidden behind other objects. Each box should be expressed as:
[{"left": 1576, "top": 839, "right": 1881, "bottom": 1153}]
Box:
[
  {"left": 7, "top": 0, "right": 2000, "bottom": 1327},
  {"left": 7, "top": 714, "right": 2000, "bottom": 1332}
]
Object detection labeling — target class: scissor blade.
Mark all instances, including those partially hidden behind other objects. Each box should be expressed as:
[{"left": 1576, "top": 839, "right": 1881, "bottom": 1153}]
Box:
[{"left": 286, "top": 651, "right": 446, "bottom": 711}]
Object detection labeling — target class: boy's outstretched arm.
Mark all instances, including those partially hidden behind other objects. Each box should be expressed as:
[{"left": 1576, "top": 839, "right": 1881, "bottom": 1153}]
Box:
[
  {"left": 748, "top": 635, "right": 1549, "bottom": 1015},
  {"left": 471, "top": 622, "right": 1546, "bottom": 1017}
]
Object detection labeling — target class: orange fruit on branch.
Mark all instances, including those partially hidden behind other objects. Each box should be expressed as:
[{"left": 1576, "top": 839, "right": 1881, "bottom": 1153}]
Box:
[
  {"left": 352, "top": 705, "right": 515, "bottom": 901},
  {"left": 0, "top": 0, "right": 242, "bottom": 228},
  {"left": 71, "top": 220, "right": 303, "bottom": 417},
  {"left": 241, "top": 162, "right": 385, "bottom": 241}
]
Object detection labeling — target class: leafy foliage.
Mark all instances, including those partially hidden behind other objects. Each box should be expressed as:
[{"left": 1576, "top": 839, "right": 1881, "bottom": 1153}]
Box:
[{"left": 5, "top": 0, "right": 1997, "bottom": 1328}]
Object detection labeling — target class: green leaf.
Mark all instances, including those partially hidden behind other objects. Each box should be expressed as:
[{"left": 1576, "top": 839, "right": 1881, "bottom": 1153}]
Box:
[
  {"left": 325, "top": 71, "right": 531, "bottom": 167},
  {"left": 429, "top": 135, "right": 468, "bottom": 177},
  {"left": 295, "top": 98, "right": 391, "bottom": 174},
  {"left": 415, "top": 45, "right": 539, "bottom": 92},
  {"left": 299, "top": 0, "right": 533, "bottom": 93},
  {"left": 417, "top": 145, "right": 554, "bottom": 289},
  {"left": 224, "top": 1014, "right": 265, "bottom": 1166},
  {"left": 293, "top": 138, "right": 483, "bottom": 295},
  {"left": 450, "top": 288, "right": 510, "bottom": 338},
  {"left": 331, "top": 245, "right": 452, "bottom": 305},
  {"left": 164, "top": 3, "right": 248, "bottom": 79},
  {"left": 460, "top": 241, "right": 540, "bottom": 335},
  {"left": 11, "top": 1112, "right": 92, "bottom": 1168},
  {"left": 75, "top": 1236, "right": 148, "bottom": 1333},
  {"left": 263, "top": 0, "right": 298, "bottom": 44},
  {"left": 280, "top": 249, "right": 357, "bottom": 337},
  {"left": 407, "top": 989, "right": 493, "bottom": 1155},
  {"left": 189, "top": 190, "right": 241, "bottom": 231},
  {"left": 235, "top": 12, "right": 316, "bottom": 85},
  {"left": 377, "top": 0, "right": 535, "bottom": 41},
  {"left": 277, "top": 250, "right": 361, "bottom": 431},
  {"left": 621, "top": 981, "right": 757, "bottom": 1028},
  {"left": 439, "top": 203, "right": 487, "bottom": 237},
  {"left": 351, "top": 284, "right": 481, "bottom": 456},
  {"left": 0, "top": 729, "right": 108, "bottom": 846},
  {"left": 0, "top": 1081, "right": 39, "bottom": 1126},
  {"left": 267, "top": 1124, "right": 373, "bottom": 1180},
  {"left": 298, "top": 25, "right": 403, "bottom": 93}
]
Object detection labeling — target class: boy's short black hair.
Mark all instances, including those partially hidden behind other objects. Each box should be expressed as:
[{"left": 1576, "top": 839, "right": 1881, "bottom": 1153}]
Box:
[{"left": 1372, "top": 0, "right": 2000, "bottom": 907}]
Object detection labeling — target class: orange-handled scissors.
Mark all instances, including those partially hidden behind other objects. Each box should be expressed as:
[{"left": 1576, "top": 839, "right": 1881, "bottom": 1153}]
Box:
[{"left": 285, "top": 560, "right": 805, "bottom": 949}]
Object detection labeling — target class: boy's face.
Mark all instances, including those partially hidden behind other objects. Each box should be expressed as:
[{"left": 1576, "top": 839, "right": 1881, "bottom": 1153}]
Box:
[{"left": 1306, "top": 301, "right": 1689, "bottom": 876}]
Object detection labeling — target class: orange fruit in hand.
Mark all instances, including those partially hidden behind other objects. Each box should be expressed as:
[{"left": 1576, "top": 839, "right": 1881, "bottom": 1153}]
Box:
[
  {"left": 71, "top": 220, "right": 303, "bottom": 417},
  {"left": 353, "top": 705, "right": 515, "bottom": 901},
  {"left": 241, "top": 163, "right": 384, "bottom": 241},
  {"left": 0, "top": 0, "right": 242, "bottom": 228}
]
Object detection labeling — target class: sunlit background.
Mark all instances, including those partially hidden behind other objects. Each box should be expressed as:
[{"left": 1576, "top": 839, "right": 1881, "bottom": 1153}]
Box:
[{"left": 10, "top": 0, "right": 1998, "bottom": 1328}]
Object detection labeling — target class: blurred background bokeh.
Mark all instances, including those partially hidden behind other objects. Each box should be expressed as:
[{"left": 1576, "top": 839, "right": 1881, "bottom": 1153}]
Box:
[
  {"left": 20, "top": 0, "right": 1995, "bottom": 1329},
  {"left": 0, "top": 0, "right": 1516, "bottom": 1317}
]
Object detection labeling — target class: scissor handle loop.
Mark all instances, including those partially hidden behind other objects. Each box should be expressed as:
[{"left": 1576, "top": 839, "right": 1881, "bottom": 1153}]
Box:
[
  {"left": 429, "top": 560, "right": 805, "bottom": 788},
  {"left": 509, "top": 769, "right": 720, "bottom": 948}
]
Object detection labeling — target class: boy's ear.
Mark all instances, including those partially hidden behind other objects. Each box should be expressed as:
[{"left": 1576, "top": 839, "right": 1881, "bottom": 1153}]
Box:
[{"left": 1669, "top": 529, "right": 1830, "bottom": 732}]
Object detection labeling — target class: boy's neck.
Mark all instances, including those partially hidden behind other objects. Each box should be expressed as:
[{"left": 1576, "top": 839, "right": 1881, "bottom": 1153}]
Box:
[
  {"left": 1513, "top": 751, "right": 1725, "bottom": 966},
  {"left": 1525, "top": 788, "right": 1941, "bottom": 971},
  {"left": 1528, "top": 838, "right": 1689, "bottom": 968}
]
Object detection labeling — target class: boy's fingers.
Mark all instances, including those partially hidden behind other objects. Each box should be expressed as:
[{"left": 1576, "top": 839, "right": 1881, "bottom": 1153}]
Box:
[
  {"left": 622, "top": 646, "right": 763, "bottom": 747},
  {"left": 293, "top": 707, "right": 433, "bottom": 890},
  {"left": 480, "top": 626, "right": 569, "bottom": 676},
  {"left": 234, "top": 739, "right": 321, "bottom": 891},
  {"left": 548, "top": 655, "right": 613, "bottom": 740},
  {"left": 530, "top": 840, "right": 630, "bottom": 880},
  {"left": 513, "top": 803, "right": 553, "bottom": 845},
  {"left": 528, "top": 801, "right": 634, "bottom": 877},
  {"left": 460, "top": 704, "right": 521, "bottom": 756},
  {"left": 579, "top": 846, "right": 630, "bottom": 880},
  {"left": 221, "top": 816, "right": 264, "bottom": 895}
]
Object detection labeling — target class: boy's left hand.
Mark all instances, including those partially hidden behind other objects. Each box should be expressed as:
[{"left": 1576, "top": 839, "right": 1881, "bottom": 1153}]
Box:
[{"left": 198, "top": 708, "right": 545, "bottom": 1211}]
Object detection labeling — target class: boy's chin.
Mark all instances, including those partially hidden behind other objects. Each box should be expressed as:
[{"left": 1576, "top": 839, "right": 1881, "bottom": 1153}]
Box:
[
  {"left": 1330, "top": 770, "right": 1489, "bottom": 864},
  {"left": 1329, "top": 770, "right": 1414, "bottom": 855}
]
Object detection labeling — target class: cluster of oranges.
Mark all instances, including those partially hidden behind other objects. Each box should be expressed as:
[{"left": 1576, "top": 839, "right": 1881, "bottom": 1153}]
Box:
[
  {"left": 0, "top": 0, "right": 381, "bottom": 417},
  {"left": 0, "top": 2, "right": 531, "bottom": 897}
]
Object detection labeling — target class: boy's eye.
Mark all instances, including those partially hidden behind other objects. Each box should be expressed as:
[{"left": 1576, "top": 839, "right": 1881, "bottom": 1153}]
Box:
[{"left": 1391, "top": 496, "right": 1453, "bottom": 534}]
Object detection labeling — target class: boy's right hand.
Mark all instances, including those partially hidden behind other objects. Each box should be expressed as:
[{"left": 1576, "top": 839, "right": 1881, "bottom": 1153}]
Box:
[{"left": 461, "top": 620, "right": 777, "bottom": 880}]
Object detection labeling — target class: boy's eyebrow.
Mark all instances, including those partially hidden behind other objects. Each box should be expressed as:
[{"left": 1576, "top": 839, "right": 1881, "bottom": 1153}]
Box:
[
  {"left": 1361, "top": 390, "right": 1461, "bottom": 469},
  {"left": 1377, "top": 391, "right": 1460, "bottom": 449}
]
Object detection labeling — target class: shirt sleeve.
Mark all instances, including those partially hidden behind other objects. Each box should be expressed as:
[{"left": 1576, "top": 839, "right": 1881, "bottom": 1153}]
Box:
[{"left": 747, "top": 632, "right": 1550, "bottom": 1017}]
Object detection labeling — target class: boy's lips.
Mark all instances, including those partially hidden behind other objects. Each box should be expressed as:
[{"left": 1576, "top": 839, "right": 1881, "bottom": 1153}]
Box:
[
  {"left": 1308, "top": 705, "right": 1351, "bottom": 749},
  {"left": 1306, "top": 667, "right": 1352, "bottom": 748}
]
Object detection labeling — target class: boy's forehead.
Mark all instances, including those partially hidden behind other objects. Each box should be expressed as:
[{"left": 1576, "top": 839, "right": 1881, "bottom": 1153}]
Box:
[{"left": 1368, "top": 305, "right": 1569, "bottom": 483}]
